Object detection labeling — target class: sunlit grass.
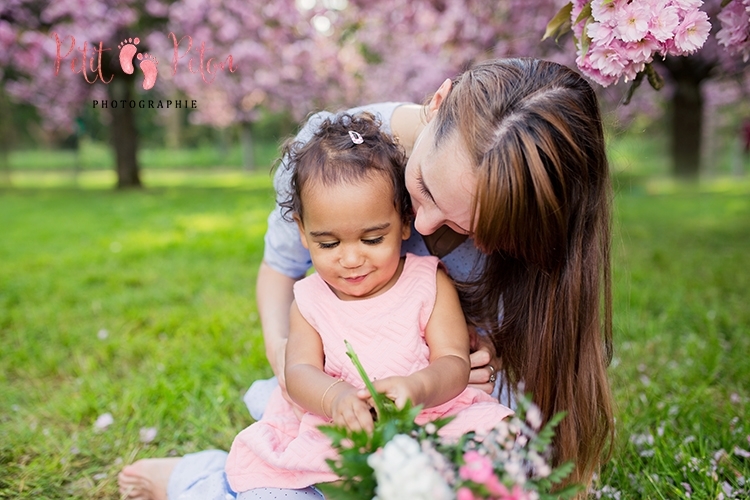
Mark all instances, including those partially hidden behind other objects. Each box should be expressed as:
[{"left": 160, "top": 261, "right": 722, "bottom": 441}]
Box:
[
  {"left": 1, "top": 173, "right": 749, "bottom": 498},
  {"left": 7, "top": 138, "right": 280, "bottom": 171}
]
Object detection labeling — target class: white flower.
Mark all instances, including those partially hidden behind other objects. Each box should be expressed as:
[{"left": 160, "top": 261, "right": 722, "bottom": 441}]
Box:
[
  {"left": 139, "top": 427, "right": 158, "bottom": 443},
  {"left": 526, "top": 405, "right": 542, "bottom": 430},
  {"left": 368, "top": 435, "right": 452, "bottom": 500},
  {"left": 94, "top": 413, "right": 114, "bottom": 431}
]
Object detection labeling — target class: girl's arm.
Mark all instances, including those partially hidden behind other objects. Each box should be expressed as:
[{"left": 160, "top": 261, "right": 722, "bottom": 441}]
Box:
[
  {"left": 285, "top": 301, "right": 375, "bottom": 432},
  {"left": 362, "top": 268, "right": 471, "bottom": 409}
]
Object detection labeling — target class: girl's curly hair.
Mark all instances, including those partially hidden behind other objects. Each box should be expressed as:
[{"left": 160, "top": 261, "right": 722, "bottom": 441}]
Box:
[{"left": 277, "top": 112, "right": 411, "bottom": 225}]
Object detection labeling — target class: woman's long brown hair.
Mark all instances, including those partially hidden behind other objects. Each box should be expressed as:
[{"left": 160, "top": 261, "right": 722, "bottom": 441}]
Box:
[{"left": 433, "top": 58, "right": 614, "bottom": 490}]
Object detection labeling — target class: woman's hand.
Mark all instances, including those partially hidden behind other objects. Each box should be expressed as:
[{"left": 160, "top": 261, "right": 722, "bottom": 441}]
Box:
[
  {"left": 271, "top": 338, "right": 288, "bottom": 392},
  {"left": 468, "top": 327, "right": 499, "bottom": 395},
  {"left": 330, "top": 385, "right": 375, "bottom": 432}
]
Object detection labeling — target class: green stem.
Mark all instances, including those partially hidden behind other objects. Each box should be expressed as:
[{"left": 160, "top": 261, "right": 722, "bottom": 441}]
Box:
[{"left": 344, "top": 340, "right": 387, "bottom": 415}]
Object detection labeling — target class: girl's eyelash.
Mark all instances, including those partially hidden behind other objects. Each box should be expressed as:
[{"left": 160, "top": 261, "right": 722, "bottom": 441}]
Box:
[
  {"left": 318, "top": 241, "right": 338, "bottom": 249},
  {"left": 362, "top": 236, "right": 384, "bottom": 245}
]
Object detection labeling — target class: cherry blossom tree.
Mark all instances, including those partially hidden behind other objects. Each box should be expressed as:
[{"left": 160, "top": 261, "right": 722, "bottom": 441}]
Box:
[
  {"left": 1, "top": 0, "right": 348, "bottom": 185},
  {"left": 546, "top": 0, "right": 750, "bottom": 178},
  {"left": 149, "top": 0, "right": 350, "bottom": 169},
  {"left": 1, "top": 0, "right": 174, "bottom": 187}
]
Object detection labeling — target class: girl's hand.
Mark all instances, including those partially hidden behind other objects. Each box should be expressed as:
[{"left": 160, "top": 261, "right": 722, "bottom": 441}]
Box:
[
  {"left": 468, "top": 327, "right": 499, "bottom": 395},
  {"left": 330, "top": 385, "right": 375, "bottom": 432},
  {"left": 357, "top": 376, "right": 421, "bottom": 410}
]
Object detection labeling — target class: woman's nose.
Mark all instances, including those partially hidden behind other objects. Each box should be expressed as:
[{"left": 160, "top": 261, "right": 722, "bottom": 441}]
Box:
[{"left": 413, "top": 206, "right": 443, "bottom": 236}]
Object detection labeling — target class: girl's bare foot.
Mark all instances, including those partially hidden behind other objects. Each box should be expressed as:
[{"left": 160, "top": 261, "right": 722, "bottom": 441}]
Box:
[{"left": 118, "top": 457, "right": 180, "bottom": 500}]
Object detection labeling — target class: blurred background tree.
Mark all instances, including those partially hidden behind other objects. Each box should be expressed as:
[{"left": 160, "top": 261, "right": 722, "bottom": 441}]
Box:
[{"left": 1, "top": 0, "right": 748, "bottom": 186}]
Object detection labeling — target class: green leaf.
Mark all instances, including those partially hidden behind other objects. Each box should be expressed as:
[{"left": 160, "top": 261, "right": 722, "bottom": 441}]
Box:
[
  {"left": 542, "top": 2, "right": 573, "bottom": 41},
  {"left": 721, "top": 0, "right": 732, "bottom": 6},
  {"left": 574, "top": 2, "right": 592, "bottom": 25},
  {"left": 546, "top": 460, "right": 576, "bottom": 483}
]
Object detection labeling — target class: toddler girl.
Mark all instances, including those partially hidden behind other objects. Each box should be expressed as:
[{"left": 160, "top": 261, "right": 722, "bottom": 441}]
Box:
[{"left": 225, "top": 113, "right": 512, "bottom": 495}]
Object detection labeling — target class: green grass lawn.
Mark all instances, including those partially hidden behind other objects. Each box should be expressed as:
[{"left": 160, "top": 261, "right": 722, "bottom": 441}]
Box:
[{"left": 1, "top": 172, "right": 749, "bottom": 499}]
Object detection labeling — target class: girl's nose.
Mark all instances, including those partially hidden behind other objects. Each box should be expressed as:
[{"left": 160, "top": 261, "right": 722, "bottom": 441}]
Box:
[{"left": 339, "top": 246, "right": 364, "bottom": 268}]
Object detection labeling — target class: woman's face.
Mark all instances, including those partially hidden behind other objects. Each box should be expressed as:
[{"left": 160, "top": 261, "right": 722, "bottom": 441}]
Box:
[{"left": 404, "top": 120, "right": 478, "bottom": 236}]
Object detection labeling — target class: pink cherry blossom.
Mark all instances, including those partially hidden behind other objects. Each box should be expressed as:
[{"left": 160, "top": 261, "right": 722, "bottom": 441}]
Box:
[
  {"left": 615, "top": 2, "right": 651, "bottom": 42},
  {"left": 673, "top": 8, "right": 711, "bottom": 52},
  {"left": 591, "top": 0, "right": 627, "bottom": 24},
  {"left": 650, "top": 5, "right": 681, "bottom": 42},
  {"left": 716, "top": 0, "right": 750, "bottom": 61},
  {"left": 588, "top": 21, "right": 616, "bottom": 45}
]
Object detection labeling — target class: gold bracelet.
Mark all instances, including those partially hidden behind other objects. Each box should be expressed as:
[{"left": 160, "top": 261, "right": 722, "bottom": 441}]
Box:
[{"left": 321, "top": 378, "right": 344, "bottom": 420}]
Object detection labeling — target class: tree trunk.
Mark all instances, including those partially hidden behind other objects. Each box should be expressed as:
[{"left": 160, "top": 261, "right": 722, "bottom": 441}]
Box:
[
  {"left": 0, "top": 91, "right": 12, "bottom": 187},
  {"left": 670, "top": 76, "right": 703, "bottom": 180},
  {"left": 241, "top": 122, "right": 254, "bottom": 170},
  {"left": 108, "top": 75, "right": 141, "bottom": 188},
  {"left": 660, "top": 55, "right": 715, "bottom": 181}
]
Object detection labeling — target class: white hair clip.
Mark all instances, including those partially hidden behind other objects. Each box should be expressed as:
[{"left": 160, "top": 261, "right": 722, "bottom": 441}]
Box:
[{"left": 348, "top": 130, "right": 364, "bottom": 144}]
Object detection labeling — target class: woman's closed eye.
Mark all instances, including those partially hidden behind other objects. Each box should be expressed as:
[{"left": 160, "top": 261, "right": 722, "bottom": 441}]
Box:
[
  {"left": 362, "top": 236, "right": 384, "bottom": 245},
  {"left": 416, "top": 171, "right": 434, "bottom": 203}
]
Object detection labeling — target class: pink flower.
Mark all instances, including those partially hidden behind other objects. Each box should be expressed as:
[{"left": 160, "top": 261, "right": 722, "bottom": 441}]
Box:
[
  {"left": 649, "top": 5, "right": 680, "bottom": 42},
  {"left": 615, "top": 2, "right": 651, "bottom": 42},
  {"left": 459, "top": 451, "right": 494, "bottom": 484},
  {"left": 716, "top": 0, "right": 750, "bottom": 61},
  {"left": 587, "top": 21, "right": 616, "bottom": 45},
  {"left": 673, "top": 8, "right": 711, "bottom": 52},
  {"left": 500, "top": 484, "right": 532, "bottom": 500},
  {"left": 589, "top": 44, "right": 627, "bottom": 77},
  {"left": 591, "top": 0, "right": 626, "bottom": 24},
  {"left": 623, "top": 37, "right": 659, "bottom": 64},
  {"left": 457, "top": 487, "right": 476, "bottom": 500}
]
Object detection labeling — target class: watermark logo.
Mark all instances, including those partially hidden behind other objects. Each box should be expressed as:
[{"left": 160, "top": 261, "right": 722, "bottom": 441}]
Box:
[
  {"left": 52, "top": 32, "right": 237, "bottom": 90},
  {"left": 117, "top": 37, "right": 158, "bottom": 90}
]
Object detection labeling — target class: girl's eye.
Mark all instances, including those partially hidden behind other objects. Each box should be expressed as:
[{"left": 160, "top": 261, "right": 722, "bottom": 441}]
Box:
[
  {"left": 318, "top": 241, "right": 339, "bottom": 249},
  {"left": 362, "top": 236, "right": 384, "bottom": 245}
]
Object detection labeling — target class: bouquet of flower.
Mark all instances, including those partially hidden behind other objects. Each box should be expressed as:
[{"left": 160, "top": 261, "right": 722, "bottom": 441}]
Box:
[{"left": 316, "top": 342, "right": 579, "bottom": 500}]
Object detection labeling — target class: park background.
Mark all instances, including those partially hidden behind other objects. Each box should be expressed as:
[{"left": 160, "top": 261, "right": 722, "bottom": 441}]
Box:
[{"left": 1, "top": 0, "right": 749, "bottom": 498}]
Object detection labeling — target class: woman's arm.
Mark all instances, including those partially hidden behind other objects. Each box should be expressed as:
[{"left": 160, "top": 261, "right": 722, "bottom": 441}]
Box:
[
  {"left": 285, "top": 301, "right": 375, "bottom": 432},
  {"left": 256, "top": 261, "right": 298, "bottom": 389},
  {"left": 363, "top": 268, "right": 471, "bottom": 409}
]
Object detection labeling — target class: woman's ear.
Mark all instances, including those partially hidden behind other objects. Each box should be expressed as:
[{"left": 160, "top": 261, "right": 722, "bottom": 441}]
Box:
[
  {"left": 293, "top": 214, "right": 309, "bottom": 250},
  {"left": 426, "top": 78, "right": 452, "bottom": 121}
]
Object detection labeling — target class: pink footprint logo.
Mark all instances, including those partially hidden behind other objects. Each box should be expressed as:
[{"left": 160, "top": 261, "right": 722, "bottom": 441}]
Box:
[
  {"left": 117, "top": 37, "right": 140, "bottom": 75},
  {"left": 137, "top": 53, "right": 158, "bottom": 90}
]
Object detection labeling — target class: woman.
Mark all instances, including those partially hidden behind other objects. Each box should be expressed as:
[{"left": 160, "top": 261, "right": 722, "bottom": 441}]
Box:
[{"left": 119, "top": 57, "right": 614, "bottom": 500}]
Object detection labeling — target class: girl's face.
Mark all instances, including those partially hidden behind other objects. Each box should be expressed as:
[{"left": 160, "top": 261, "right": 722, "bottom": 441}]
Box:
[{"left": 295, "top": 173, "right": 411, "bottom": 301}]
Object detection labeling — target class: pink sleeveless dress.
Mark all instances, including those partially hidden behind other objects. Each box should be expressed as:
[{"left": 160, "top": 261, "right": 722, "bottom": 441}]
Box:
[{"left": 225, "top": 253, "right": 513, "bottom": 491}]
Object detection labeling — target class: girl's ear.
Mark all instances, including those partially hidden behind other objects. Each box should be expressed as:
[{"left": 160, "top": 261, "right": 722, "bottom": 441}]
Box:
[
  {"left": 426, "top": 78, "right": 452, "bottom": 122},
  {"left": 401, "top": 221, "right": 411, "bottom": 241},
  {"left": 293, "top": 214, "right": 310, "bottom": 250}
]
